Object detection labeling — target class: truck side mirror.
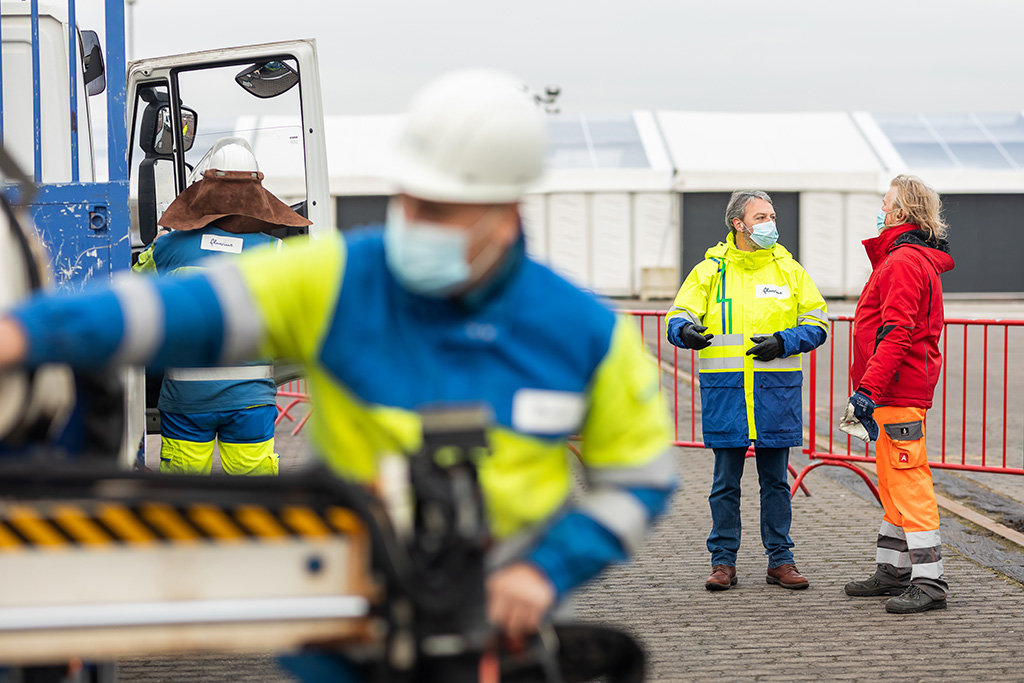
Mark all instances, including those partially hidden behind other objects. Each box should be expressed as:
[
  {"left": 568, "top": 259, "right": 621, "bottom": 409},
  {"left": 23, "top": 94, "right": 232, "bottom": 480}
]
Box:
[
  {"left": 235, "top": 60, "right": 299, "bottom": 99},
  {"left": 150, "top": 106, "right": 198, "bottom": 156},
  {"left": 80, "top": 30, "right": 106, "bottom": 96}
]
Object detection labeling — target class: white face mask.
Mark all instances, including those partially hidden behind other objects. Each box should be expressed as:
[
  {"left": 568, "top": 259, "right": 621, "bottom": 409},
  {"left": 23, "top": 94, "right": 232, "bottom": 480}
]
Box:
[{"left": 383, "top": 200, "right": 504, "bottom": 297}]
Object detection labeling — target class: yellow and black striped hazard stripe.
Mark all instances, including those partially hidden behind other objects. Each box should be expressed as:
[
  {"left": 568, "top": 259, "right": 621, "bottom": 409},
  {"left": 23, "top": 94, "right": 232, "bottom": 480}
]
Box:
[{"left": 0, "top": 502, "right": 366, "bottom": 551}]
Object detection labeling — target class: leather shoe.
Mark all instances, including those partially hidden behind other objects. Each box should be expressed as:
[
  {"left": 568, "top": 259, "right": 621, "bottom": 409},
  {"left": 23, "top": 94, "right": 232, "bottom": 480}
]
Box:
[
  {"left": 705, "top": 565, "right": 737, "bottom": 591},
  {"left": 766, "top": 563, "right": 809, "bottom": 590}
]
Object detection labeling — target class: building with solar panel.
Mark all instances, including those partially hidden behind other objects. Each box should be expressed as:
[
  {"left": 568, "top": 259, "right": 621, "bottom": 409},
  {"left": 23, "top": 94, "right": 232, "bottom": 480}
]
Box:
[{"left": 200, "top": 110, "right": 1024, "bottom": 299}]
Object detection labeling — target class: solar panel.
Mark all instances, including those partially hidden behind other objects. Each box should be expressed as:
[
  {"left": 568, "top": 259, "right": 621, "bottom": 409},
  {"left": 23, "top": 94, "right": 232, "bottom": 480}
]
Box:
[
  {"left": 870, "top": 112, "right": 1024, "bottom": 170},
  {"left": 545, "top": 115, "right": 650, "bottom": 169}
]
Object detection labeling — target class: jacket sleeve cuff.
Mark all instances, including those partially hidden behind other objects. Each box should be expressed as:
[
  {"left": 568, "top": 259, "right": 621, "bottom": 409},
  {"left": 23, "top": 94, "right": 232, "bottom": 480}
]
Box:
[
  {"left": 666, "top": 316, "right": 691, "bottom": 349},
  {"left": 776, "top": 324, "right": 827, "bottom": 357}
]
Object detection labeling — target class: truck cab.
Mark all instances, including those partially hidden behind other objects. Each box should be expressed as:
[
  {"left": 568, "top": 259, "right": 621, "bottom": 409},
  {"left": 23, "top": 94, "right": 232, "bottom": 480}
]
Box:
[
  {"left": 2, "top": 1, "right": 330, "bottom": 466},
  {"left": 126, "top": 40, "right": 331, "bottom": 454}
]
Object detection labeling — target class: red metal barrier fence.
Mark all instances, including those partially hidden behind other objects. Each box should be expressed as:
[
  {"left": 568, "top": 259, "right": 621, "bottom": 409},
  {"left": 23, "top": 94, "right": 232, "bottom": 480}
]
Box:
[
  {"left": 275, "top": 379, "right": 311, "bottom": 437},
  {"left": 274, "top": 310, "right": 1024, "bottom": 501},
  {"left": 795, "top": 315, "right": 1024, "bottom": 501}
]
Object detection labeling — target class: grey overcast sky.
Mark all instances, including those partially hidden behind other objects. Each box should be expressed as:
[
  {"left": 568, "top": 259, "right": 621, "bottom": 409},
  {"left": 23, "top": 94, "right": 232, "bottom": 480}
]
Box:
[{"left": 118, "top": 0, "right": 1022, "bottom": 115}]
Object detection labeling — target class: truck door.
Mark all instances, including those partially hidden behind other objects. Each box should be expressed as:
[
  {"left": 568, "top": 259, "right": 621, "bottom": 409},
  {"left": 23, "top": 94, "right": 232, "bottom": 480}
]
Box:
[{"left": 124, "top": 40, "right": 330, "bottom": 452}]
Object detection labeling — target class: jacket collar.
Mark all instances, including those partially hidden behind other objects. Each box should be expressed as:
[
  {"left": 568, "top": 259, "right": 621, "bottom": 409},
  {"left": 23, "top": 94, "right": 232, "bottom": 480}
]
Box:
[
  {"left": 458, "top": 232, "right": 526, "bottom": 311},
  {"left": 704, "top": 232, "right": 791, "bottom": 269},
  {"left": 862, "top": 223, "right": 953, "bottom": 272},
  {"left": 862, "top": 223, "right": 916, "bottom": 268}
]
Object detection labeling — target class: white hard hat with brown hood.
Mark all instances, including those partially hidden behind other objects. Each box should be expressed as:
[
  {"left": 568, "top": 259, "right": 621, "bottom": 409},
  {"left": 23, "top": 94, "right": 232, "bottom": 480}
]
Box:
[{"left": 157, "top": 137, "right": 311, "bottom": 235}]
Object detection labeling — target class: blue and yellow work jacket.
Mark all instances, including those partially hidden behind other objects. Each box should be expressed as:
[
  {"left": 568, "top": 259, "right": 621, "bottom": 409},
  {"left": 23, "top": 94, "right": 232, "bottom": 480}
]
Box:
[
  {"left": 13, "top": 229, "right": 676, "bottom": 598},
  {"left": 134, "top": 225, "right": 279, "bottom": 414},
  {"left": 666, "top": 233, "right": 827, "bottom": 448}
]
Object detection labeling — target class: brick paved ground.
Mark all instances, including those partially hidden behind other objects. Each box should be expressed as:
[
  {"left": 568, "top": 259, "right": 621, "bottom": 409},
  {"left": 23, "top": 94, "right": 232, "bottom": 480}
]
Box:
[
  {"left": 575, "top": 446, "right": 1024, "bottom": 682},
  {"left": 120, "top": 442, "right": 1024, "bottom": 681}
]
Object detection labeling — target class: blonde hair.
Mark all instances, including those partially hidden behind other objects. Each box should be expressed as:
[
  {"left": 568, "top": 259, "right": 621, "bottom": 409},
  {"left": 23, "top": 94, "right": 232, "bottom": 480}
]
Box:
[{"left": 890, "top": 174, "right": 948, "bottom": 241}]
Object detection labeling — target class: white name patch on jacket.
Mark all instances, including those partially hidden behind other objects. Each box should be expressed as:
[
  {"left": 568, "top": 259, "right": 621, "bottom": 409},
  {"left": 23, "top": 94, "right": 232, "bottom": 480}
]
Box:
[
  {"left": 201, "top": 234, "right": 244, "bottom": 254},
  {"left": 512, "top": 389, "right": 586, "bottom": 435},
  {"left": 755, "top": 284, "right": 790, "bottom": 299}
]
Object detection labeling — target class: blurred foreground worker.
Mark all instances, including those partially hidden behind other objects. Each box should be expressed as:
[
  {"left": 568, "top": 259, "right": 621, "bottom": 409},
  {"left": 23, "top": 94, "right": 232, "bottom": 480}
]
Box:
[
  {"left": 841, "top": 175, "right": 953, "bottom": 614},
  {"left": 135, "top": 137, "right": 309, "bottom": 476},
  {"left": 0, "top": 69, "right": 675, "bottom": 638},
  {"left": 665, "top": 190, "right": 827, "bottom": 591}
]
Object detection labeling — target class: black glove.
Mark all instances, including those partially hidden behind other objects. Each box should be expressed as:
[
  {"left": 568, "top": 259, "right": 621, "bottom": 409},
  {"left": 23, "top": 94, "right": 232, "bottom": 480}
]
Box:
[
  {"left": 745, "top": 333, "right": 785, "bottom": 361},
  {"left": 680, "top": 323, "right": 714, "bottom": 350}
]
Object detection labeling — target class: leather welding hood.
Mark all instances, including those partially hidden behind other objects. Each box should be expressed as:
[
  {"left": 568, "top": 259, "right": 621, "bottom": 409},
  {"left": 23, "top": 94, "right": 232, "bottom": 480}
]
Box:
[
  {"left": 0, "top": 193, "right": 75, "bottom": 444},
  {"left": 157, "top": 169, "right": 312, "bottom": 235}
]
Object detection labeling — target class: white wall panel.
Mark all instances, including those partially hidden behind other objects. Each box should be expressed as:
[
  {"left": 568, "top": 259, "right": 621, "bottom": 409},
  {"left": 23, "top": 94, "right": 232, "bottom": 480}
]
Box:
[
  {"left": 547, "top": 193, "right": 590, "bottom": 287},
  {"left": 799, "top": 192, "right": 844, "bottom": 297},
  {"left": 633, "top": 193, "right": 678, "bottom": 294},
  {"left": 844, "top": 193, "right": 882, "bottom": 296},
  {"left": 590, "top": 193, "right": 633, "bottom": 296},
  {"left": 520, "top": 194, "right": 548, "bottom": 263}
]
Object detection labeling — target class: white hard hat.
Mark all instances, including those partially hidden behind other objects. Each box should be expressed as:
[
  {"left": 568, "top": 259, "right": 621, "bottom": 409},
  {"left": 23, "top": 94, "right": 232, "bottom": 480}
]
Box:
[
  {"left": 390, "top": 69, "right": 546, "bottom": 204},
  {"left": 187, "top": 136, "right": 259, "bottom": 184}
]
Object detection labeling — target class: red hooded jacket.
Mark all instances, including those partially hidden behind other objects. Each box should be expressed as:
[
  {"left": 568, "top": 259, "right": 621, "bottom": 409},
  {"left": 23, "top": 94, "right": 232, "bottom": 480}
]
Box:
[{"left": 850, "top": 223, "right": 954, "bottom": 408}]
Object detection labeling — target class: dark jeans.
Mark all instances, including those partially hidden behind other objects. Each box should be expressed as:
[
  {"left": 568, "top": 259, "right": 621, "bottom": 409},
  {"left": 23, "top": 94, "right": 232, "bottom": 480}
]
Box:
[{"left": 706, "top": 446, "right": 795, "bottom": 568}]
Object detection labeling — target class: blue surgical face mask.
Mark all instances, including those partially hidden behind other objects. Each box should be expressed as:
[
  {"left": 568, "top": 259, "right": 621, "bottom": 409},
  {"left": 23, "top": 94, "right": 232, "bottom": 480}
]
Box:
[
  {"left": 742, "top": 220, "right": 779, "bottom": 249},
  {"left": 877, "top": 208, "right": 898, "bottom": 232},
  {"left": 384, "top": 203, "right": 471, "bottom": 297}
]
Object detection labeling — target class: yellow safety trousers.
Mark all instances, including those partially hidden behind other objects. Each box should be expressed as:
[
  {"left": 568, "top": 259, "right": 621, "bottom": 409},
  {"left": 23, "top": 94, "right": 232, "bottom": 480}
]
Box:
[{"left": 160, "top": 437, "right": 279, "bottom": 476}]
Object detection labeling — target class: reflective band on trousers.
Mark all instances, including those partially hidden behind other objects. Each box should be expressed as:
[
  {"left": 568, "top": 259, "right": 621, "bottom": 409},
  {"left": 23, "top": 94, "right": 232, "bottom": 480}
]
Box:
[{"left": 165, "top": 365, "right": 273, "bottom": 382}]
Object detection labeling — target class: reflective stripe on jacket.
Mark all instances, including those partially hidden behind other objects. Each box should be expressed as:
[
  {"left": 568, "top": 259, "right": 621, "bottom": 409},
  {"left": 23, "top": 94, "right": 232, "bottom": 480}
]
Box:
[
  {"left": 851, "top": 224, "right": 954, "bottom": 408},
  {"left": 666, "top": 233, "right": 827, "bottom": 448}
]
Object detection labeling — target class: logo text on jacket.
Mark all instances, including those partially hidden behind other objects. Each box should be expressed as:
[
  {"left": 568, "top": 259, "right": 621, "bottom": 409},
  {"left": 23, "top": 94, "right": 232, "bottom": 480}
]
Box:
[
  {"left": 755, "top": 284, "right": 789, "bottom": 299},
  {"left": 201, "top": 233, "right": 244, "bottom": 254}
]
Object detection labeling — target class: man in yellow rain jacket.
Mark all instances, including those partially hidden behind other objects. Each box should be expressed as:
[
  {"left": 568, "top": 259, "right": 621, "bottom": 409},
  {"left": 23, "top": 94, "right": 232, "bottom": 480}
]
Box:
[{"left": 666, "top": 190, "right": 827, "bottom": 592}]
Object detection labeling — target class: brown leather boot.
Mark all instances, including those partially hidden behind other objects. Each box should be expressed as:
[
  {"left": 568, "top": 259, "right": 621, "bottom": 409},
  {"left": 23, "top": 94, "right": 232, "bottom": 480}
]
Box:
[
  {"left": 766, "top": 563, "right": 809, "bottom": 590},
  {"left": 705, "top": 565, "right": 737, "bottom": 591}
]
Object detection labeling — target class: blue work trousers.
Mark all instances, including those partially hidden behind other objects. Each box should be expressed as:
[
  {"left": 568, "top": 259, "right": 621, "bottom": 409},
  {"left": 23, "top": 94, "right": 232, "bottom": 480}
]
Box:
[{"left": 706, "top": 446, "right": 794, "bottom": 568}]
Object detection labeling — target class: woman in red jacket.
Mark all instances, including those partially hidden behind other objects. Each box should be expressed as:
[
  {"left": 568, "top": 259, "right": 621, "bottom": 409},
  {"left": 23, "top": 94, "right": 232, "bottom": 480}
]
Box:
[{"left": 841, "top": 174, "right": 954, "bottom": 614}]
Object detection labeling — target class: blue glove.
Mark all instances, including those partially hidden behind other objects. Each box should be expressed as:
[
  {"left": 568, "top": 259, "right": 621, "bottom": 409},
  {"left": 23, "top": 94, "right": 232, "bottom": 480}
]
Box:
[
  {"left": 667, "top": 319, "right": 713, "bottom": 350},
  {"left": 842, "top": 390, "right": 878, "bottom": 442}
]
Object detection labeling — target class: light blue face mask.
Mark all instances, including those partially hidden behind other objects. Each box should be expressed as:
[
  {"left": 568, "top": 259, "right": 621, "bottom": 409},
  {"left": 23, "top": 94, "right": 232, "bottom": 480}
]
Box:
[
  {"left": 877, "top": 208, "right": 896, "bottom": 232},
  {"left": 742, "top": 220, "right": 779, "bottom": 249},
  {"left": 384, "top": 205, "right": 470, "bottom": 297}
]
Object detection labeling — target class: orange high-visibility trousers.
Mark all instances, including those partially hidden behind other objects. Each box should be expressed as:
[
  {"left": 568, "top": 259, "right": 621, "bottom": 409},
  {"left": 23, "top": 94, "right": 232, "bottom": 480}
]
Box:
[
  {"left": 875, "top": 406, "right": 939, "bottom": 533},
  {"left": 873, "top": 406, "right": 946, "bottom": 596}
]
